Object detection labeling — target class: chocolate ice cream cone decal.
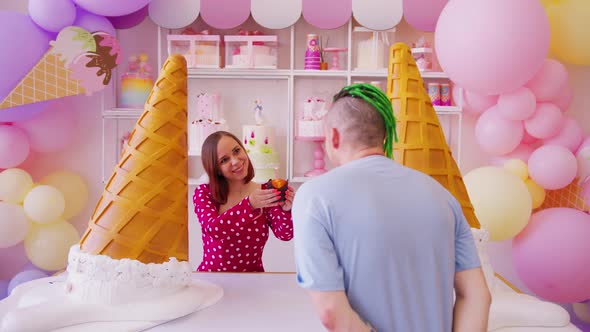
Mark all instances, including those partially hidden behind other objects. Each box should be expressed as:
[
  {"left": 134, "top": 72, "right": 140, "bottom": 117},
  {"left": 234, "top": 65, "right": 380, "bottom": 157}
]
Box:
[
  {"left": 80, "top": 54, "right": 190, "bottom": 263},
  {"left": 386, "top": 43, "right": 480, "bottom": 228}
]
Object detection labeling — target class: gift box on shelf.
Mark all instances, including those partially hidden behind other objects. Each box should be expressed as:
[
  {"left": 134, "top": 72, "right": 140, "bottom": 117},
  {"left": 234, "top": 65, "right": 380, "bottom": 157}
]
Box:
[
  {"left": 411, "top": 47, "right": 434, "bottom": 72},
  {"left": 353, "top": 27, "right": 395, "bottom": 71},
  {"left": 224, "top": 33, "right": 278, "bottom": 69},
  {"left": 167, "top": 34, "right": 221, "bottom": 69}
]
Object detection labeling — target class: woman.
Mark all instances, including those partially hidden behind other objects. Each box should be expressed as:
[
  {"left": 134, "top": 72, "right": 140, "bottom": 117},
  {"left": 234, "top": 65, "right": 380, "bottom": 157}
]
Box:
[{"left": 193, "top": 131, "right": 294, "bottom": 272}]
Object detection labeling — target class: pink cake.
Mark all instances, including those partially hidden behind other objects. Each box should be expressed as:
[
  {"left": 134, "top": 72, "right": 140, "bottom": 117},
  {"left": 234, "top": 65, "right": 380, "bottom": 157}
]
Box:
[
  {"left": 189, "top": 93, "right": 228, "bottom": 153},
  {"left": 297, "top": 97, "right": 328, "bottom": 137},
  {"left": 119, "top": 53, "right": 154, "bottom": 108}
]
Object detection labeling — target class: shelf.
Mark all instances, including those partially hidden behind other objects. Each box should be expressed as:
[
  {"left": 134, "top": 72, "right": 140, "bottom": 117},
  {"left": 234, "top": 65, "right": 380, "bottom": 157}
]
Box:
[
  {"left": 434, "top": 106, "right": 462, "bottom": 114},
  {"left": 420, "top": 71, "right": 449, "bottom": 79},
  {"left": 292, "top": 70, "right": 348, "bottom": 78},
  {"left": 188, "top": 149, "right": 200, "bottom": 157},
  {"left": 102, "top": 108, "right": 143, "bottom": 118},
  {"left": 411, "top": 47, "right": 433, "bottom": 54},
  {"left": 188, "top": 68, "right": 290, "bottom": 79}
]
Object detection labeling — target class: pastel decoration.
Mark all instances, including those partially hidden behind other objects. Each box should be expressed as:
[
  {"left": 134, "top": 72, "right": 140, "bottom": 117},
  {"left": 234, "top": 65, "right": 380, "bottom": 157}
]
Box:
[
  {"left": 503, "top": 159, "right": 529, "bottom": 181},
  {"left": 49, "top": 26, "right": 97, "bottom": 66},
  {"left": 497, "top": 87, "right": 537, "bottom": 121},
  {"left": 544, "top": 0, "right": 590, "bottom": 65},
  {"left": 0, "top": 202, "right": 31, "bottom": 248},
  {"left": 7, "top": 269, "right": 48, "bottom": 295},
  {"left": 491, "top": 144, "right": 535, "bottom": 166},
  {"left": 23, "top": 185, "right": 66, "bottom": 225},
  {"left": 40, "top": 171, "right": 89, "bottom": 220},
  {"left": 352, "top": 0, "right": 402, "bottom": 31},
  {"left": 14, "top": 101, "right": 76, "bottom": 153},
  {"left": 24, "top": 221, "right": 80, "bottom": 271},
  {"left": 107, "top": 5, "right": 148, "bottom": 30},
  {"left": 0, "top": 243, "right": 29, "bottom": 280},
  {"left": 0, "top": 125, "right": 30, "bottom": 169},
  {"left": 525, "top": 59, "right": 569, "bottom": 102},
  {"left": 404, "top": 0, "right": 448, "bottom": 32},
  {"left": 302, "top": 0, "right": 351, "bottom": 29},
  {"left": 521, "top": 131, "right": 538, "bottom": 145},
  {"left": 475, "top": 107, "right": 524, "bottom": 156},
  {"left": 73, "top": 6, "right": 116, "bottom": 36},
  {"left": 0, "top": 100, "right": 54, "bottom": 123},
  {"left": 0, "top": 11, "right": 51, "bottom": 103},
  {"left": 528, "top": 145, "right": 577, "bottom": 190},
  {"left": 435, "top": 0, "right": 550, "bottom": 95},
  {"left": 201, "top": 0, "right": 250, "bottom": 29},
  {"left": 513, "top": 208, "right": 590, "bottom": 303},
  {"left": 576, "top": 147, "right": 590, "bottom": 184},
  {"left": 464, "top": 90, "right": 498, "bottom": 115},
  {"left": 463, "top": 166, "right": 532, "bottom": 241},
  {"left": 543, "top": 117, "right": 583, "bottom": 153},
  {"left": 552, "top": 82, "right": 573, "bottom": 112},
  {"left": 578, "top": 136, "right": 590, "bottom": 155},
  {"left": 28, "top": 0, "right": 76, "bottom": 32},
  {"left": 524, "top": 178, "right": 546, "bottom": 209},
  {"left": 0, "top": 280, "right": 8, "bottom": 300},
  {"left": 0, "top": 168, "right": 34, "bottom": 204},
  {"left": 252, "top": 0, "right": 301, "bottom": 29},
  {"left": 72, "top": 0, "right": 151, "bottom": 17},
  {"left": 524, "top": 103, "right": 564, "bottom": 139},
  {"left": 148, "top": 0, "right": 200, "bottom": 29}
]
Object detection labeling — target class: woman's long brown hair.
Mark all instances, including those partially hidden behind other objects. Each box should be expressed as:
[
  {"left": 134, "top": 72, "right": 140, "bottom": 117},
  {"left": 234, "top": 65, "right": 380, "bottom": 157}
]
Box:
[{"left": 201, "top": 131, "right": 255, "bottom": 204}]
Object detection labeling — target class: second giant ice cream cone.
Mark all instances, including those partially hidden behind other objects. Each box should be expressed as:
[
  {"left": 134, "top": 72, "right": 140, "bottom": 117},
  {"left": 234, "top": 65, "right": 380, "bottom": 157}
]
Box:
[
  {"left": 80, "top": 54, "right": 189, "bottom": 263},
  {"left": 386, "top": 43, "right": 480, "bottom": 229}
]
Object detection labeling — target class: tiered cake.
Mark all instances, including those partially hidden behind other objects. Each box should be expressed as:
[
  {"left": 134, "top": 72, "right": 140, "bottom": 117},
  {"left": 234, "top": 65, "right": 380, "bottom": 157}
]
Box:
[
  {"left": 297, "top": 97, "right": 328, "bottom": 137},
  {"left": 189, "top": 93, "right": 228, "bottom": 153},
  {"left": 243, "top": 100, "right": 280, "bottom": 183}
]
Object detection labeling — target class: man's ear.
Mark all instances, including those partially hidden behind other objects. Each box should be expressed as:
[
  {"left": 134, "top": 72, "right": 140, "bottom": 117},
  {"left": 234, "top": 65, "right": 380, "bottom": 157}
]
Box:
[{"left": 330, "top": 127, "right": 340, "bottom": 149}]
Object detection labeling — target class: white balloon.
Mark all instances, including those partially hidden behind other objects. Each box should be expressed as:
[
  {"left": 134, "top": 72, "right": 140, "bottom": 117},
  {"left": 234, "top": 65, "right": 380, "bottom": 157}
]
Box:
[
  {"left": 577, "top": 147, "right": 590, "bottom": 184},
  {"left": 0, "top": 168, "right": 34, "bottom": 203},
  {"left": 23, "top": 185, "right": 65, "bottom": 224},
  {"left": 0, "top": 202, "right": 31, "bottom": 248},
  {"left": 149, "top": 0, "right": 199, "bottom": 29}
]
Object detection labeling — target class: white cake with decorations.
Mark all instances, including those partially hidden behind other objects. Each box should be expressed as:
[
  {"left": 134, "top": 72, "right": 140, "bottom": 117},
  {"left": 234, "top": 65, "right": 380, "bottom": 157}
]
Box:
[
  {"left": 243, "top": 100, "right": 280, "bottom": 183},
  {"left": 297, "top": 97, "right": 328, "bottom": 138},
  {"left": 189, "top": 93, "right": 228, "bottom": 153}
]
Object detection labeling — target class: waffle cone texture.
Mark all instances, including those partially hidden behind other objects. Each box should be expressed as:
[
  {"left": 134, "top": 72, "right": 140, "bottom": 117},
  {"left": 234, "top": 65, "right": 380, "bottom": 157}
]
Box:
[
  {"left": 386, "top": 43, "right": 480, "bottom": 229},
  {"left": 80, "top": 54, "right": 190, "bottom": 263}
]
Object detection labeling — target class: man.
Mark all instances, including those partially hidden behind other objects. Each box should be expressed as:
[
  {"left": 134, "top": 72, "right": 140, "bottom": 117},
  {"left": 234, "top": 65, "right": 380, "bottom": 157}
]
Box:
[{"left": 292, "top": 84, "right": 491, "bottom": 332}]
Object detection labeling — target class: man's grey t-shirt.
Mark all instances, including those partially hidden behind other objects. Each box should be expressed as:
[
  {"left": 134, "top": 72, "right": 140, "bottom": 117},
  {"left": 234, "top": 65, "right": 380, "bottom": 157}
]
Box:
[{"left": 292, "top": 155, "right": 480, "bottom": 332}]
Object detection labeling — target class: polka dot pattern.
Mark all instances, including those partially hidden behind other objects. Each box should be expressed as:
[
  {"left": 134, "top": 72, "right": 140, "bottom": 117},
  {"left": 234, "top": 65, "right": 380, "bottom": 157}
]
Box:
[{"left": 193, "top": 184, "right": 293, "bottom": 272}]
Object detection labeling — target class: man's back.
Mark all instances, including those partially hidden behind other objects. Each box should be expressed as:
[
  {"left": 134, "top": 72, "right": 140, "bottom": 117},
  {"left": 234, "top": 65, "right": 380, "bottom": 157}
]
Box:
[{"left": 293, "top": 155, "right": 480, "bottom": 332}]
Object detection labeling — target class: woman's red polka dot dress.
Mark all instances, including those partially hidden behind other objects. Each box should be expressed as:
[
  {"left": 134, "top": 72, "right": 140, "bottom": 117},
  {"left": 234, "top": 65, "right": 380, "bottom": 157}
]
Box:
[{"left": 193, "top": 184, "right": 293, "bottom": 272}]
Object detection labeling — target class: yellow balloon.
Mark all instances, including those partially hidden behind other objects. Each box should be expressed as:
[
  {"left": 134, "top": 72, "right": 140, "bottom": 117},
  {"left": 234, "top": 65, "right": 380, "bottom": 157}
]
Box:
[
  {"left": 524, "top": 178, "right": 546, "bottom": 209},
  {"left": 503, "top": 159, "right": 529, "bottom": 181},
  {"left": 464, "top": 167, "right": 532, "bottom": 241},
  {"left": 41, "top": 171, "right": 89, "bottom": 220},
  {"left": 0, "top": 168, "right": 34, "bottom": 203},
  {"left": 23, "top": 185, "right": 65, "bottom": 224},
  {"left": 545, "top": 0, "right": 590, "bottom": 65},
  {"left": 24, "top": 220, "right": 80, "bottom": 271}
]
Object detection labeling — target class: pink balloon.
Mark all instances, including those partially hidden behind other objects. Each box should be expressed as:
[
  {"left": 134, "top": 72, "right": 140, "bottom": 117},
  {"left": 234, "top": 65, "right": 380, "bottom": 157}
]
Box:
[
  {"left": 543, "top": 117, "right": 583, "bottom": 153},
  {"left": 528, "top": 145, "right": 577, "bottom": 189},
  {"left": 553, "top": 82, "right": 574, "bottom": 112},
  {"left": 524, "top": 103, "right": 564, "bottom": 139},
  {"left": 73, "top": 6, "right": 116, "bottom": 36},
  {"left": 490, "top": 143, "right": 535, "bottom": 166},
  {"left": 73, "top": 0, "right": 150, "bottom": 17},
  {"left": 107, "top": 5, "right": 148, "bottom": 29},
  {"left": 435, "top": 0, "right": 550, "bottom": 95},
  {"left": 513, "top": 208, "right": 590, "bottom": 303},
  {"left": 28, "top": 0, "right": 76, "bottom": 33},
  {"left": 464, "top": 90, "right": 498, "bottom": 115},
  {"left": 0, "top": 243, "right": 29, "bottom": 281},
  {"left": 14, "top": 101, "right": 76, "bottom": 153},
  {"left": 497, "top": 87, "right": 537, "bottom": 121},
  {"left": 404, "top": 0, "right": 448, "bottom": 32},
  {"left": 475, "top": 107, "right": 524, "bottom": 156},
  {"left": 0, "top": 125, "right": 30, "bottom": 168},
  {"left": 521, "top": 131, "right": 538, "bottom": 145},
  {"left": 577, "top": 136, "right": 590, "bottom": 155},
  {"left": 526, "top": 59, "right": 569, "bottom": 102}
]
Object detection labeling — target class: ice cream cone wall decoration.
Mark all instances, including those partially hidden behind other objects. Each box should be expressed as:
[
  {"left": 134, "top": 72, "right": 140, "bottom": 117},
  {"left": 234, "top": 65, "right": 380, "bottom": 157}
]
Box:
[
  {"left": 80, "top": 54, "right": 189, "bottom": 263},
  {"left": 386, "top": 42, "right": 480, "bottom": 229}
]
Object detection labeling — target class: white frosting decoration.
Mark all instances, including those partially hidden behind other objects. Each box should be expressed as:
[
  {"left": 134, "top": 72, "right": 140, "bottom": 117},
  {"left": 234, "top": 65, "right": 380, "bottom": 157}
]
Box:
[{"left": 65, "top": 245, "right": 192, "bottom": 305}]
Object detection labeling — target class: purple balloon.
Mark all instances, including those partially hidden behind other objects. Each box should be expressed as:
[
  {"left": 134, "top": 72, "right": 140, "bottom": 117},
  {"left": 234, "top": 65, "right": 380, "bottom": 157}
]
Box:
[
  {"left": 107, "top": 5, "right": 148, "bottom": 29},
  {"left": 0, "top": 100, "right": 55, "bottom": 123},
  {"left": 0, "top": 11, "right": 51, "bottom": 102},
  {"left": 0, "top": 280, "right": 8, "bottom": 300},
  {"left": 28, "top": 0, "right": 77, "bottom": 32},
  {"left": 73, "top": 6, "right": 116, "bottom": 35},
  {"left": 7, "top": 269, "right": 48, "bottom": 295},
  {"left": 73, "top": 0, "right": 151, "bottom": 17}
]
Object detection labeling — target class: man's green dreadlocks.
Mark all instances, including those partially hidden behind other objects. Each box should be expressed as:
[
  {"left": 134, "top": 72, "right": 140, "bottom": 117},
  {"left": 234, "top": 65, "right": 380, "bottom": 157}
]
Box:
[{"left": 332, "top": 83, "right": 398, "bottom": 158}]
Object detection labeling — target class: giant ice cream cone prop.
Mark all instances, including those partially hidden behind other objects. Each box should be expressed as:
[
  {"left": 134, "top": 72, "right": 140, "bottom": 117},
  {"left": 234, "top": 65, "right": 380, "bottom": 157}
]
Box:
[
  {"left": 386, "top": 43, "right": 480, "bottom": 228},
  {"left": 80, "top": 54, "right": 189, "bottom": 264}
]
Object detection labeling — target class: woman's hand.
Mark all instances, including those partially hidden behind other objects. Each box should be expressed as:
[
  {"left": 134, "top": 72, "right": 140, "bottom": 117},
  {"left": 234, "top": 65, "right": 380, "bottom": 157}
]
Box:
[
  {"left": 249, "top": 188, "right": 281, "bottom": 210},
  {"left": 280, "top": 186, "right": 295, "bottom": 212}
]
